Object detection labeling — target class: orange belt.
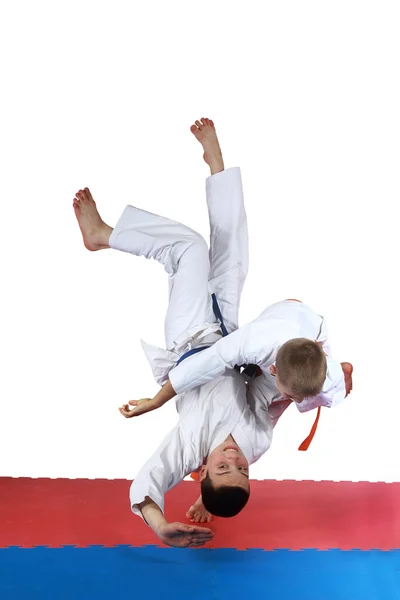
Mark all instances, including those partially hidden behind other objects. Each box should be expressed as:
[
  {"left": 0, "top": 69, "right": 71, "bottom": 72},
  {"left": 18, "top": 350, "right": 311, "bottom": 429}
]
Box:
[
  {"left": 287, "top": 299, "right": 323, "bottom": 450},
  {"left": 298, "top": 406, "right": 321, "bottom": 451},
  {"left": 190, "top": 407, "right": 322, "bottom": 479}
]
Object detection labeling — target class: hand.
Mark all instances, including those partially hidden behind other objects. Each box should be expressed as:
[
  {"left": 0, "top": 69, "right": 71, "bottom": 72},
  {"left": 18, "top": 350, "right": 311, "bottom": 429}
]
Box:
[
  {"left": 119, "top": 398, "right": 158, "bottom": 418},
  {"left": 119, "top": 380, "right": 177, "bottom": 418},
  {"left": 157, "top": 522, "right": 214, "bottom": 548}
]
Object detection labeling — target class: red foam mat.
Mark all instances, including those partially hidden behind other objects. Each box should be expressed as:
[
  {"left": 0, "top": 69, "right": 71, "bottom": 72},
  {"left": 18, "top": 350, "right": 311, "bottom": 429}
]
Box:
[{"left": 0, "top": 478, "right": 399, "bottom": 550}]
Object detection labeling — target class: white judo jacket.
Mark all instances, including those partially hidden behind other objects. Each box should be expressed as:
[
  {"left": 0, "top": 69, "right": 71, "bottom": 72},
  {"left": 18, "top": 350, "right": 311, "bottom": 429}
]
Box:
[{"left": 142, "top": 298, "right": 346, "bottom": 422}]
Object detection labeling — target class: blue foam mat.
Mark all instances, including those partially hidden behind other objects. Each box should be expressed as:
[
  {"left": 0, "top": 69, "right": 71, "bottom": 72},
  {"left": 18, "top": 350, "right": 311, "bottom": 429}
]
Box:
[{"left": 1, "top": 546, "right": 399, "bottom": 600}]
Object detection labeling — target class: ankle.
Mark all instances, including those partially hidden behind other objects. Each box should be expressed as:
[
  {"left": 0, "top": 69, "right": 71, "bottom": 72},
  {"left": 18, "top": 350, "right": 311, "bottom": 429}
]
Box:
[
  {"left": 209, "top": 155, "right": 225, "bottom": 176},
  {"left": 98, "top": 223, "right": 113, "bottom": 247}
]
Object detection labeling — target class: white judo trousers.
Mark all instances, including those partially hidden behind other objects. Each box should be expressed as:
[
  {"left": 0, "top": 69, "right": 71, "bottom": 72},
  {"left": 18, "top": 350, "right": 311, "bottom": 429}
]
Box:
[{"left": 108, "top": 167, "right": 248, "bottom": 377}]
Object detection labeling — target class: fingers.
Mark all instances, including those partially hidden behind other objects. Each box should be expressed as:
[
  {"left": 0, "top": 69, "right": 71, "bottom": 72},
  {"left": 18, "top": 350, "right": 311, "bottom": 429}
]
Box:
[
  {"left": 119, "top": 399, "right": 151, "bottom": 418},
  {"left": 119, "top": 404, "right": 136, "bottom": 418},
  {"left": 119, "top": 400, "right": 154, "bottom": 418},
  {"left": 188, "top": 540, "right": 207, "bottom": 547},
  {"left": 190, "top": 525, "right": 213, "bottom": 535},
  {"left": 180, "top": 524, "right": 214, "bottom": 539},
  {"left": 189, "top": 536, "right": 212, "bottom": 546}
]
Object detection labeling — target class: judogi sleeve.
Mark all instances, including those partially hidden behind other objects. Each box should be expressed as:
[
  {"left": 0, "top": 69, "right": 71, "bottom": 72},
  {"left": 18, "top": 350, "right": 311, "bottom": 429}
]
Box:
[
  {"left": 130, "top": 426, "right": 187, "bottom": 523},
  {"left": 169, "top": 320, "right": 288, "bottom": 395}
]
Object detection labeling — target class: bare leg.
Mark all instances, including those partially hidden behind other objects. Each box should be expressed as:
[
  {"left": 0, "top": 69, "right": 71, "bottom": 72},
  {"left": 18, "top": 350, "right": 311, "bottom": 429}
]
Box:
[
  {"left": 73, "top": 187, "right": 113, "bottom": 251},
  {"left": 186, "top": 494, "right": 212, "bottom": 524},
  {"left": 190, "top": 117, "right": 224, "bottom": 175}
]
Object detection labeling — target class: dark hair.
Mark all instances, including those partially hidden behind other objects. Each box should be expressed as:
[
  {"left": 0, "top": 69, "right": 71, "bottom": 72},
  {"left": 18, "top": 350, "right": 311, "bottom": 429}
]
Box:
[{"left": 200, "top": 472, "right": 250, "bottom": 517}]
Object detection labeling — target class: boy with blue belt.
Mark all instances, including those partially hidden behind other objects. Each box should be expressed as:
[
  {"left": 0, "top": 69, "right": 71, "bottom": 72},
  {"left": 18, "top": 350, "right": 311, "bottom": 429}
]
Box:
[
  {"left": 115, "top": 123, "right": 353, "bottom": 450},
  {"left": 73, "top": 118, "right": 274, "bottom": 548}
]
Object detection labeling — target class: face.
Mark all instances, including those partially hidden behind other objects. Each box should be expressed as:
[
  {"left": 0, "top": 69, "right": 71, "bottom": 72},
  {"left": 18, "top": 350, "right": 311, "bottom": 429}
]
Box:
[
  {"left": 270, "top": 365, "right": 304, "bottom": 403},
  {"left": 200, "top": 442, "right": 250, "bottom": 491}
]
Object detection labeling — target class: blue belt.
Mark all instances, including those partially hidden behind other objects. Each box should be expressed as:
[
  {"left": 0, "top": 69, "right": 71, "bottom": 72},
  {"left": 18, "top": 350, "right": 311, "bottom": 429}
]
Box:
[{"left": 175, "top": 293, "right": 260, "bottom": 378}]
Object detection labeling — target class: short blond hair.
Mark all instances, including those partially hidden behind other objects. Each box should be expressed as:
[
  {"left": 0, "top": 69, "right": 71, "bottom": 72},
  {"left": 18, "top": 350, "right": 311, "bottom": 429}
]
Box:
[{"left": 275, "top": 338, "right": 327, "bottom": 398}]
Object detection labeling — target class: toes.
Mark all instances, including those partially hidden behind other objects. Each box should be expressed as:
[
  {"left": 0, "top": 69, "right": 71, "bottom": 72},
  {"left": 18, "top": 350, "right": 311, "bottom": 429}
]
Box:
[
  {"left": 85, "top": 187, "right": 94, "bottom": 202},
  {"left": 210, "top": 119, "right": 214, "bottom": 127},
  {"left": 190, "top": 125, "right": 198, "bottom": 133},
  {"left": 195, "top": 120, "right": 202, "bottom": 129},
  {"left": 76, "top": 188, "right": 92, "bottom": 203}
]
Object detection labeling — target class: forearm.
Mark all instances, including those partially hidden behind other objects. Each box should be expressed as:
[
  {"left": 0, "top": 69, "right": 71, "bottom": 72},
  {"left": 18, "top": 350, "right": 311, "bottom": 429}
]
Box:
[
  {"left": 169, "top": 324, "right": 262, "bottom": 396},
  {"left": 138, "top": 496, "right": 167, "bottom": 534},
  {"left": 152, "top": 378, "right": 176, "bottom": 407},
  {"left": 130, "top": 428, "right": 184, "bottom": 522}
]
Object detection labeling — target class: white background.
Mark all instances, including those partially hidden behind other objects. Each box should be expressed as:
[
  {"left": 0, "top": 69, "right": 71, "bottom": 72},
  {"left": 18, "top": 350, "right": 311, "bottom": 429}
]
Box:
[{"left": 1, "top": 1, "right": 399, "bottom": 484}]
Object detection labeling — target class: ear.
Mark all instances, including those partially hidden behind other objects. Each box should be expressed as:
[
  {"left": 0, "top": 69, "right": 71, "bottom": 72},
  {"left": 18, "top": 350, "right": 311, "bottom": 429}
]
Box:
[
  {"left": 198, "top": 465, "right": 207, "bottom": 482},
  {"left": 270, "top": 364, "right": 276, "bottom": 376}
]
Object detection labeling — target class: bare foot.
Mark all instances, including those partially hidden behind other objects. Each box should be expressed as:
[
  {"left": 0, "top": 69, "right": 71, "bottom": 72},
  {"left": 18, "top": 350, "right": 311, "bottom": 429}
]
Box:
[
  {"left": 73, "top": 188, "right": 112, "bottom": 251},
  {"left": 190, "top": 118, "right": 224, "bottom": 175},
  {"left": 186, "top": 495, "right": 212, "bottom": 524},
  {"left": 341, "top": 362, "right": 353, "bottom": 397}
]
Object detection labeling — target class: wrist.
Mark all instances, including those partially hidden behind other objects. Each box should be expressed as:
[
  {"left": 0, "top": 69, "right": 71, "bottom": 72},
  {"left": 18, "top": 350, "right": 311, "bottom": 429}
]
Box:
[
  {"left": 139, "top": 497, "right": 167, "bottom": 534},
  {"left": 154, "top": 379, "right": 176, "bottom": 406}
]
